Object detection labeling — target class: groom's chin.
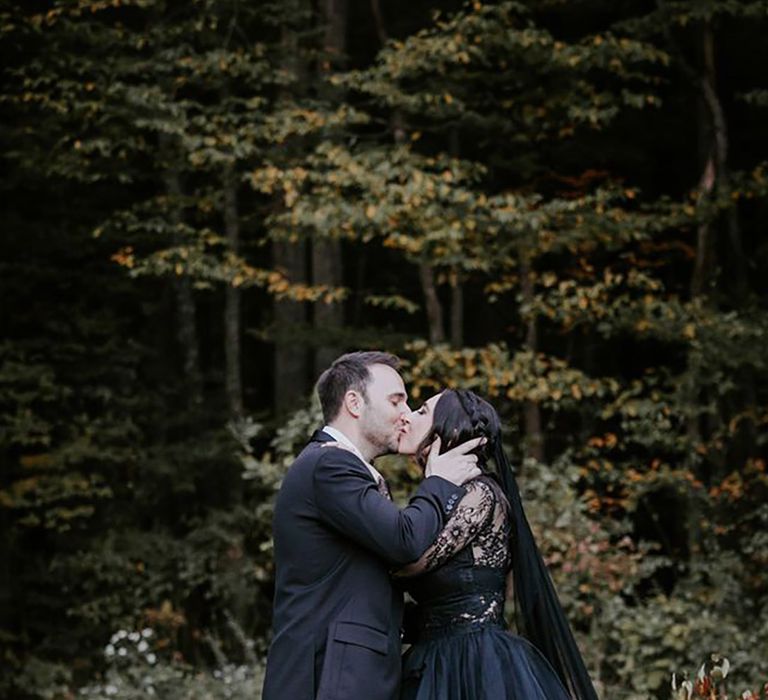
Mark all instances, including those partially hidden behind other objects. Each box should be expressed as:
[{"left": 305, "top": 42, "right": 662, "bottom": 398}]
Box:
[{"left": 373, "top": 436, "right": 402, "bottom": 458}]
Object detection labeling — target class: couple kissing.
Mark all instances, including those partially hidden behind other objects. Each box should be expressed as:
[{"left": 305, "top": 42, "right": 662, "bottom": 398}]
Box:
[{"left": 262, "top": 351, "right": 598, "bottom": 700}]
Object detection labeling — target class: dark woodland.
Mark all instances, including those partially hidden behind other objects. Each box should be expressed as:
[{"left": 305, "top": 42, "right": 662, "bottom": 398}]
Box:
[{"left": 1, "top": 1, "right": 767, "bottom": 698}]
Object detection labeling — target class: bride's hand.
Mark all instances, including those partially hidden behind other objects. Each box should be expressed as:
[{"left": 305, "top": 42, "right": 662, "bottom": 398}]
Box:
[{"left": 424, "top": 435, "right": 484, "bottom": 485}]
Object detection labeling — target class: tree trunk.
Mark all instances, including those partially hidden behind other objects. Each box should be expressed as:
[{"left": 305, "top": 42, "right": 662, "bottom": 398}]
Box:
[
  {"left": 272, "top": 22, "right": 309, "bottom": 414},
  {"left": 699, "top": 26, "right": 748, "bottom": 301},
  {"left": 174, "top": 270, "right": 202, "bottom": 407},
  {"left": 687, "top": 23, "right": 722, "bottom": 468},
  {"left": 312, "top": 239, "right": 344, "bottom": 370},
  {"left": 312, "top": 0, "right": 348, "bottom": 375},
  {"left": 352, "top": 248, "right": 368, "bottom": 325},
  {"left": 698, "top": 24, "right": 755, "bottom": 469},
  {"left": 160, "top": 135, "right": 203, "bottom": 407},
  {"left": 369, "top": 0, "right": 387, "bottom": 45},
  {"left": 686, "top": 21, "right": 730, "bottom": 558},
  {"left": 448, "top": 129, "right": 464, "bottom": 347},
  {"left": 273, "top": 240, "right": 309, "bottom": 414},
  {"left": 370, "top": 0, "right": 447, "bottom": 344},
  {"left": 419, "top": 262, "right": 445, "bottom": 344},
  {"left": 223, "top": 164, "right": 243, "bottom": 420},
  {"left": 321, "top": 0, "right": 348, "bottom": 70},
  {"left": 520, "top": 255, "right": 544, "bottom": 464},
  {"left": 690, "top": 152, "right": 716, "bottom": 299},
  {"left": 450, "top": 271, "right": 464, "bottom": 347}
]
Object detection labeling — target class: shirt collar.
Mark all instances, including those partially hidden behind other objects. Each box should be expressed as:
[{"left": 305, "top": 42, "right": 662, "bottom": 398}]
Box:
[{"left": 322, "top": 425, "right": 383, "bottom": 483}]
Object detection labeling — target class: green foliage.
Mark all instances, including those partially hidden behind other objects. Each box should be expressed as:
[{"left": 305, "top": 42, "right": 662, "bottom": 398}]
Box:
[{"left": 77, "top": 626, "right": 265, "bottom": 700}]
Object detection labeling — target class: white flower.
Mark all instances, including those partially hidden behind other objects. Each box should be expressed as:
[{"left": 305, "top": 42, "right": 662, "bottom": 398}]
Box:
[
  {"left": 137, "top": 640, "right": 149, "bottom": 653},
  {"left": 128, "top": 632, "right": 140, "bottom": 643},
  {"left": 105, "top": 685, "right": 118, "bottom": 696},
  {"left": 105, "top": 644, "right": 115, "bottom": 657},
  {"left": 146, "top": 653, "right": 157, "bottom": 665},
  {"left": 711, "top": 656, "right": 730, "bottom": 680},
  {"left": 141, "top": 628, "right": 153, "bottom": 638},
  {"left": 118, "top": 647, "right": 127, "bottom": 657}
]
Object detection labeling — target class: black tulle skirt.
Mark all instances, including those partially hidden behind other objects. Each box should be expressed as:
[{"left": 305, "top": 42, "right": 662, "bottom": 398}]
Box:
[{"left": 401, "top": 624, "right": 572, "bottom": 700}]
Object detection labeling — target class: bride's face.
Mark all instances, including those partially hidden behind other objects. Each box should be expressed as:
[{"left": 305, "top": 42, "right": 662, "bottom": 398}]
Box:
[{"left": 397, "top": 392, "right": 443, "bottom": 456}]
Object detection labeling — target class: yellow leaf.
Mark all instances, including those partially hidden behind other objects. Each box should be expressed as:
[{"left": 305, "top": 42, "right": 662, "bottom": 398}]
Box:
[
  {"left": 20, "top": 454, "right": 53, "bottom": 469},
  {"left": 365, "top": 204, "right": 377, "bottom": 219},
  {"left": 571, "top": 384, "right": 583, "bottom": 400}
]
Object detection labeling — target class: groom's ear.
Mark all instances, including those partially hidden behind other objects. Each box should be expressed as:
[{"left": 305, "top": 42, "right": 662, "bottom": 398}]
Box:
[{"left": 343, "top": 390, "right": 364, "bottom": 418}]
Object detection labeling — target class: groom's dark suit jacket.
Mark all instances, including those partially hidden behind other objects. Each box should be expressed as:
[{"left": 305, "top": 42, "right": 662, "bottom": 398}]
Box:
[{"left": 262, "top": 429, "right": 464, "bottom": 700}]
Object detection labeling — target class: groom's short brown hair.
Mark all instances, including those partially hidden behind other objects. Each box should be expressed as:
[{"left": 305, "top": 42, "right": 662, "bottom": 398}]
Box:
[{"left": 316, "top": 351, "right": 400, "bottom": 423}]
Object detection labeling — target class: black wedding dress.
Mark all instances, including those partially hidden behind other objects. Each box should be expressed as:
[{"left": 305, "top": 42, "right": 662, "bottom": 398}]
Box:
[{"left": 398, "top": 476, "right": 572, "bottom": 700}]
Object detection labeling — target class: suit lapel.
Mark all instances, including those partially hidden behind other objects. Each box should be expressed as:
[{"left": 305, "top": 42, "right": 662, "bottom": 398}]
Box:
[
  {"left": 309, "top": 428, "right": 335, "bottom": 444},
  {"left": 308, "top": 429, "right": 376, "bottom": 484}
]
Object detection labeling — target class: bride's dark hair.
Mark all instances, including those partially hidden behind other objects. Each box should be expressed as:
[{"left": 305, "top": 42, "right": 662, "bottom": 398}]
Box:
[
  {"left": 414, "top": 390, "right": 500, "bottom": 469},
  {"left": 418, "top": 388, "right": 599, "bottom": 700}
]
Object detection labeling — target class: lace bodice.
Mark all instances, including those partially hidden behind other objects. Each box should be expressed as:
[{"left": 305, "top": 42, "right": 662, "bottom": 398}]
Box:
[{"left": 397, "top": 476, "right": 512, "bottom": 640}]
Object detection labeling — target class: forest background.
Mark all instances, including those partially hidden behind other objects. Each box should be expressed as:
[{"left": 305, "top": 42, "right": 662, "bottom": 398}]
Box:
[{"left": 2, "top": 0, "right": 767, "bottom": 698}]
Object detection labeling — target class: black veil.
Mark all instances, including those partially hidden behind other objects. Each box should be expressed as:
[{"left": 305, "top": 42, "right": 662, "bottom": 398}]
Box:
[{"left": 492, "top": 439, "right": 599, "bottom": 700}]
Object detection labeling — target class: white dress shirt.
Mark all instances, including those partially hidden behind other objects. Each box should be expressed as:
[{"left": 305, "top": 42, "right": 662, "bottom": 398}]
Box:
[{"left": 321, "top": 425, "right": 385, "bottom": 484}]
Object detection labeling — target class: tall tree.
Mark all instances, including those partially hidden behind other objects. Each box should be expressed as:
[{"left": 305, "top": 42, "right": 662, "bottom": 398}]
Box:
[
  {"left": 272, "top": 7, "right": 310, "bottom": 415},
  {"left": 312, "top": 0, "right": 348, "bottom": 373},
  {"left": 223, "top": 162, "right": 244, "bottom": 420}
]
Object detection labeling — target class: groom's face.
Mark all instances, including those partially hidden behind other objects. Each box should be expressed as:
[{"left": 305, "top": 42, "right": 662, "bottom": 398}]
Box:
[{"left": 359, "top": 364, "right": 409, "bottom": 457}]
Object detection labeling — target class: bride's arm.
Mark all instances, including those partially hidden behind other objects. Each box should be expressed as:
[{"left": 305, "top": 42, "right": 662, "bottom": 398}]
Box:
[{"left": 395, "top": 477, "right": 496, "bottom": 576}]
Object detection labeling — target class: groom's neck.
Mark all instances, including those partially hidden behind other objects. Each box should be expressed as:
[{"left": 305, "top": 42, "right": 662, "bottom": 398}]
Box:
[{"left": 327, "top": 418, "right": 374, "bottom": 463}]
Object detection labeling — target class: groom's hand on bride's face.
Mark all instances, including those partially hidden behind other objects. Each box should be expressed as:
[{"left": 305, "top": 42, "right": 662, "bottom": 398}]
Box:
[{"left": 424, "top": 436, "right": 484, "bottom": 485}]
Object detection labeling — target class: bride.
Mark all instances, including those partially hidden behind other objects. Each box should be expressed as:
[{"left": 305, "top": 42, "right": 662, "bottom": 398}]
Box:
[{"left": 394, "top": 388, "right": 599, "bottom": 700}]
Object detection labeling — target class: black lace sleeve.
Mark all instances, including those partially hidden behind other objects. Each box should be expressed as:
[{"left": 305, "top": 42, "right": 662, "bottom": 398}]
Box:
[{"left": 396, "top": 478, "right": 497, "bottom": 577}]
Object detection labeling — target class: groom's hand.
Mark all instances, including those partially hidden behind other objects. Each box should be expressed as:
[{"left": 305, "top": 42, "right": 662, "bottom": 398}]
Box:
[{"left": 424, "top": 436, "right": 484, "bottom": 485}]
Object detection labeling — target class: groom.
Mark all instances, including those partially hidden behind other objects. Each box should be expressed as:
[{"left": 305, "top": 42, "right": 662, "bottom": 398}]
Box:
[{"left": 262, "top": 351, "right": 482, "bottom": 700}]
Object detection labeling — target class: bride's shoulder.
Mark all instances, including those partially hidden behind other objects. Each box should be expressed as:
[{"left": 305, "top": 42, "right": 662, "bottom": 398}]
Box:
[{"left": 463, "top": 475, "right": 498, "bottom": 499}]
